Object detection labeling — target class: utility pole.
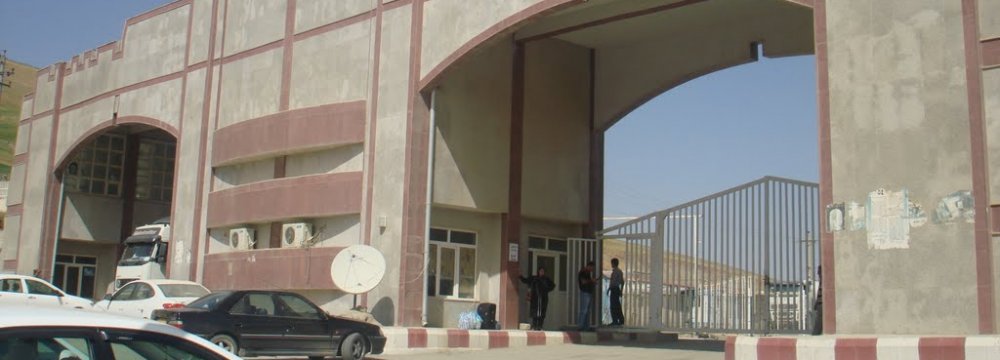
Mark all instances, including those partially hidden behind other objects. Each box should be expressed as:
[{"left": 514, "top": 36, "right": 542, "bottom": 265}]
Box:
[{"left": 0, "top": 50, "right": 15, "bottom": 103}]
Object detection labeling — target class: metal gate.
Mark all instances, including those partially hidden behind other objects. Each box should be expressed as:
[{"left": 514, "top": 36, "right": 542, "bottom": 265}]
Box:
[
  {"left": 599, "top": 176, "right": 819, "bottom": 334},
  {"left": 566, "top": 237, "right": 598, "bottom": 327}
]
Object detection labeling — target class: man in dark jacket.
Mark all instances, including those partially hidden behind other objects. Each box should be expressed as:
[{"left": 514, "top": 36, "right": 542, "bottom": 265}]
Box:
[{"left": 520, "top": 267, "right": 556, "bottom": 330}]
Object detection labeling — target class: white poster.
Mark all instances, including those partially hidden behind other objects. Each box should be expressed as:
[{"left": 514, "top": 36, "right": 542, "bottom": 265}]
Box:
[{"left": 866, "top": 188, "right": 910, "bottom": 249}]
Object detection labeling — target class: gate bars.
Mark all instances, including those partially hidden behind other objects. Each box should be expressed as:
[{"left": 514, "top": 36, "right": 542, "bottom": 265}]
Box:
[{"left": 599, "top": 176, "right": 819, "bottom": 334}]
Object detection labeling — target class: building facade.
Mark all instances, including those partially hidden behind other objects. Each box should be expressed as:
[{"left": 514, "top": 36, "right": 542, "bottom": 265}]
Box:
[{"left": 4, "top": 0, "right": 1000, "bottom": 334}]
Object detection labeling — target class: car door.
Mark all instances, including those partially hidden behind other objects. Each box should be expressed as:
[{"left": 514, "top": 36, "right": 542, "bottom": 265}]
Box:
[
  {"left": 127, "top": 283, "right": 157, "bottom": 318},
  {"left": 103, "top": 282, "right": 136, "bottom": 314},
  {"left": 226, "top": 292, "right": 286, "bottom": 353},
  {"left": 25, "top": 279, "right": 65, "bottom": 308},
  {"left": 0, "top": 278, "right": 29, "bottom": 306},
  {"left": 274, "top": 293, "right": 333, "bottom": 354}
]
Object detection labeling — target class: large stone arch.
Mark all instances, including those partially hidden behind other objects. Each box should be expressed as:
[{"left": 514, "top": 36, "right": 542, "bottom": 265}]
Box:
[{"left": 54, "top": 116, "right": 180, "bottom": 174}]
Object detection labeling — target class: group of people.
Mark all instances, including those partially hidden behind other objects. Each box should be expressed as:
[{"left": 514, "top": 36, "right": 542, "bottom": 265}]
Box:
[{"left": 518, "top": 258, "right": 626, "bottom": 331}]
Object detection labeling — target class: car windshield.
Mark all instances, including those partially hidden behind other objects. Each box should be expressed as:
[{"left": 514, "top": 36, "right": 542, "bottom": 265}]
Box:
[
  {"left": 186, "top": 292, "right": 231, "bottom": 310},
  {"left": 157, "top": 284, "right": 210, "bottom": 298},
  {"left": 119, "top": 243, "right": 155, "bottom": 265}
]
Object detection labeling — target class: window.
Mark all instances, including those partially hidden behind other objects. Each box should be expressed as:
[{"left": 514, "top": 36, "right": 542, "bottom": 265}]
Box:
[
  {"left": 230, "top": 293, "right": 275, "bottom": 316},
  {"left": 427, "top": 228, "right": 477, "bottom": 299},
  {"left": 65, "top": 133, "right": 125, "bottom": 196},
  {"left": 105, "top": 331, "right": 217, "bottom": 360},
  {"left": 276, "top": 294, "right": 323, "bottom": 319},
  {"left": 26, "top": 280, "right": 60, "bottom": 296},
  {"left": 135, "top": 139, "right": 175, "bottom": 202},
  {"left": 0, "top": 279, "right": 22, "bottom": 293},
  {"left": 112, "top": 283, "right": 138, "bottom": 301},
  {"left": 157, "top": 284, "right": 209, "bottom": 298},
  {"left": 0, "top": 336, "right": 95, "bottom": 360},
  {"left": 132, "top": 284, "right": 155, "bottom": 300}
]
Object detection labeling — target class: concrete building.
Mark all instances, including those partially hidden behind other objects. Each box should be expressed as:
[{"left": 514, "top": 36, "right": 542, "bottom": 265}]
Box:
[{"left": 4, "top": 0, "right": 1000, "bottom": 335}]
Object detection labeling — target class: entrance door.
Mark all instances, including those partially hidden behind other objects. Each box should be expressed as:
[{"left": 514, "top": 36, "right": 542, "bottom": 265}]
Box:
[
  {"left": 53, "top": 255, "right": 98, "bottom": 299},
  {"left": 529, "top": 251, "right": 566, "bottom": 330}
]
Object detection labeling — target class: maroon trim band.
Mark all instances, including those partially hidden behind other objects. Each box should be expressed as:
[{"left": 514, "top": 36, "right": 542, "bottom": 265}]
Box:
[
  {"left": 814, "top": 0, "right": 836, "bottom": 334},
  {"left": 206, "top": 171, "right": 363, "bottom": 228},
  {"left": 202, "top": 246, "right": 344, "bottom": 290}
]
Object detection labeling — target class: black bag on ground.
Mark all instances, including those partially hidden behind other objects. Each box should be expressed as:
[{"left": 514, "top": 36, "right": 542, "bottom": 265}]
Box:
[{"left": 477, "top": 303, "right": 498, "bottom": 329}]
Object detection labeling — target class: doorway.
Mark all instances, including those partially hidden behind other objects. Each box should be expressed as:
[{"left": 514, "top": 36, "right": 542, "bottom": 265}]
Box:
[
  {"left": 52, "top": 254, "right": 98, "bottom": 299},
  {"left": 527, "top": 236, "right": 568, "bottom": 329}
]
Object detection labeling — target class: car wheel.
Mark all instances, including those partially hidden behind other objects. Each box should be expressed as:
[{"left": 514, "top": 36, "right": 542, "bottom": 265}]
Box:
[
  {"left": 210, "top": 334, "right": 239, "bottom": 355},
  {"left": 340, "top": 333, "right": 366, "bottom": 360}
]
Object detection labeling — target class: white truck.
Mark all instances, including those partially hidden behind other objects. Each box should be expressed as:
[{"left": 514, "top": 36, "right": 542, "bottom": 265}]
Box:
[{"left": 112, "top": 217, "right": 171, "bottom": 291}]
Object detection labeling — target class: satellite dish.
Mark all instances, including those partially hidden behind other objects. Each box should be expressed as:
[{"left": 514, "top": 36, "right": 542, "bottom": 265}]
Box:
[{"left": 331, "top": 244, "right": 387, "bottom": 294}]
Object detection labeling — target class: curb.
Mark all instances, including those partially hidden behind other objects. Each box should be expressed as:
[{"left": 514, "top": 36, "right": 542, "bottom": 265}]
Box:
[
  {"left": 725, "top": 335, "right": 1000, "bottom": 360},
  {"left": 381, "top": 327, "right": 677, "bottom": 354}
]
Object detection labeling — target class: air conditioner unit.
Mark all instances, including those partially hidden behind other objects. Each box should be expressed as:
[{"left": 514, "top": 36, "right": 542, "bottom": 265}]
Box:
[
  {"left": 282, "top": 222, "right": 312, "bottom": 248},
  {"left": 229, "top": 227, "right": 255, "bottom": 250}
]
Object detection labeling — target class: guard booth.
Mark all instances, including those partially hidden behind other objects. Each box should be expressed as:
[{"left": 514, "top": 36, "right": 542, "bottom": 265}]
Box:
[{"left": 598, "top": 176, "right": 820, "bottom": 334}]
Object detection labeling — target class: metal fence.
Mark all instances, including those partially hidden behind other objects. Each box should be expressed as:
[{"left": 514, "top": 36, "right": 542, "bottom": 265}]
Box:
[{"left": 599, "top": 176, "right": 819, "bottom": 334}]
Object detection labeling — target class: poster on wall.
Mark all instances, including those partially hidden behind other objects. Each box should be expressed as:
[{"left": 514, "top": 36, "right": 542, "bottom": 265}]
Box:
[{"left": 866, "top": 188, "right": 910, "bottom": 250}]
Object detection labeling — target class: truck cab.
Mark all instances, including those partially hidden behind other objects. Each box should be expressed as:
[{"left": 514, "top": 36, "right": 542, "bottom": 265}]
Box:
[{"left": 114, "top": 218, "right": 170, "bottom": 291}]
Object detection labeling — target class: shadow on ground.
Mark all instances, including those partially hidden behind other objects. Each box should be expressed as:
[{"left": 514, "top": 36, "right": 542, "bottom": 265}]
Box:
[{"left": 582, "top": 338, "right": 725, "bottom": 352}]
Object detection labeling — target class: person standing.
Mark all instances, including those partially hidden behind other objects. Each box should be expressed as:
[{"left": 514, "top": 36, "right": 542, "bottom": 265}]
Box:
[
  {"left": 609, "top": 258, "right": 625, "bottom": 326},
  {"left": 577, "top": 261, "right": 596, "bottom": 331},
  {"left": 520, "top": 267, "right": 556, "bottom": 330}
]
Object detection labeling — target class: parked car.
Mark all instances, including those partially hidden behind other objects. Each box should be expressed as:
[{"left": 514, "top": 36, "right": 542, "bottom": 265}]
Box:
[
  {"left": 0, "top": 274, "right": 93, "bottom": 310},
  {"left": 151, "top": 290, "right": 386, "bottom": 360},
  {"left": 93, "top": 279, "right": 211, "bottom": 319},
  {"left": 0, "top": 305, "right": 241, "bottom": 360}
]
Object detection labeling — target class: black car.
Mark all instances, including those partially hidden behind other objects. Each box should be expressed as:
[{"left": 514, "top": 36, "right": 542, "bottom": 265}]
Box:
[{"left": 151, "top": 290, "right": 385, "bottom": 360}]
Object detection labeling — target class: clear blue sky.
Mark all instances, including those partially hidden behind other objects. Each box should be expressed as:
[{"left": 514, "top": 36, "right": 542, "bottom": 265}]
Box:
[{"left": 1, "top": 1, "right": 818, "bottom": 220}]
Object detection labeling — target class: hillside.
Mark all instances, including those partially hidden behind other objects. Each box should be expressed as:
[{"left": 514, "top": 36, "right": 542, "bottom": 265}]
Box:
[{"left": 0, "top": 59, "right": 38, "bottom": 176}]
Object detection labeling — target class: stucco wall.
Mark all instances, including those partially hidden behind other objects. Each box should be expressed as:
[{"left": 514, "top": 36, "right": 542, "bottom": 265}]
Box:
[
  {"left": 217, "top": 49, "right": 283, "bottom": 129},
  {"left": 60, "top": 193, "right": 123, "bottom": 243},
  {"left": 295, "top": 0, "right": 373, "bottom": 34},
  {"left": 431, "top": 42, "right": 512, "bottom": 212},
  {"left": 522, "top": 39, "right": 590, "bottom": 224},
  {"left": 985, "top": 68, "right": 1000, "bottom": 204},
  {"left": 213, "top": 158, "right": 275, "bottom": 191},
  {"left": 980, "top": 0, "right": 1000, "bottom": 39},
  {"left": 285, "top": 145, "right": 364, "bottom": 177},
  {"left": 7, "top": 165, "right": 26, "bottom": 206},
  {"left": 289, "top": 20, "right": 373, "bottom": 110},
  {"left": 117, "top": 5, "right": 189, "bottom": 88},
  {"left": 33, "top": 76, "right": 57, "bottom": 115},
  {"left": 19, "top": 99, "right": 33, "bottom": 121},
  {"left": 2, "top": 216, "right": 21, "bottom": 262},
  {"left": 221, "top": 0, "right": 286, "bottom": 57},
  {"left": 169, "top": 67, "right": 209, "bottom": 281},
  {"left": 17, "top": 115, "right": 54, "bottom": 274},
  {"left": 14, "top": 123, "right": 30, "bottom": 155},
  {"left": 188, "top": 0, "right": 213, "bottom": 65},
  {"left": 54, "top": 98, "right": 115, "bottom": 166},
  {"left": 827, "top": 0, "right": 978, "bottom": 334},
  {"left": 420, "top": 0, "right": 541, "bottom": 78},
  {"left": 367, "top": 4, "right": 411, "bottom": 325}
]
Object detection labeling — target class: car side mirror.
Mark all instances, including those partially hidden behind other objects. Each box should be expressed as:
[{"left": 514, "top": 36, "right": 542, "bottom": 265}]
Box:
[{"left": 103, "top": 294, "right": 112, "bottom": 300}]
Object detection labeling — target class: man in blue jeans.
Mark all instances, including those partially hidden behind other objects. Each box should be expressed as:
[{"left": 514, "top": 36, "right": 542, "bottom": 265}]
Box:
[{"left": 577, "top": 261, "right": 596, "bottom": 331}]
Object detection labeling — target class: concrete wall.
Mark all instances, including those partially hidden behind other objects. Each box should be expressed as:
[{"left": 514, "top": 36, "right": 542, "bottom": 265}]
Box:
[
  {"left": 216, "top": 49, "right": 283, "bottom": 129},
  {"left": 289, "top": 20, "right": 373, "bottom": 110},
  {"left": 367, "top": 4, "right": 412, "bottom": 325},
  {"left": 294, "top": 0, "right": 373, "bottom": 34},
  {"left": 285, "top": 145, "right": 364, "bottom": 177},
  {"left": 980, "top": 0, "right": 1000, "bottom": 40},
  {"left": 522, "top": 39, "right": 590, "bottom": 224},
  {"left": 60, "top": 193, "right": 122, "bottom": 243},
  {"left": 222, "top": 0, "right": 286, "bottom": 57},
  {"left": 826, "top": 0, "right": 978, "bottom": 334},
  {"left": 431, "top": 42, "right": 512, "bottom": 213},
  {"left": 7, "top": 165, "right": 25, "bottom": 206},
  {"left": 17, "top": 116, "right": 54, "bottom": 274},
  {"left": 2, "top": 216, "right": 20, "bottom": 263}
]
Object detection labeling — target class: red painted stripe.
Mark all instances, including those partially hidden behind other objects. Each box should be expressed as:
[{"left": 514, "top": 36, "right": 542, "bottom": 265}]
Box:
[
  {"left": 982, "top": 38, "right": 1000, "bottom": 68},
  {"left": 488, "top": 331, "right": 509, "bottom": 348},
  {"left": 918, "top": 337, "right": 965, "bottom": 360},
  {"left": 991, "top": 205, "right": 1000, "bottom": 234},
  {"left": 835, "top": 338, "right": 878, "bottom": 360},
  {"left": 408, "top": 328, "right": 428, "bottom": 348},
  {"left": 758, "top": 338, "right": 797, "bottom": 360},
  {"left": 447, "top": 329, "right": 470, "bottom": 348},
  {"left": 724, "top": 336, "right": 736, "bottom": 360},
  {"left": 563, "top": 331, "right": 582, "bottom": 344},
  {"left": 526, "top": 331, "right": 546, "bottom": 346}
]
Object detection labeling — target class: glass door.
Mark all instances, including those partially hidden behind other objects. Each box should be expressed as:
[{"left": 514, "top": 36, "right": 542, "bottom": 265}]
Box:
[{"left": 53, "top": 255, "right": 98, "bottom": 299}]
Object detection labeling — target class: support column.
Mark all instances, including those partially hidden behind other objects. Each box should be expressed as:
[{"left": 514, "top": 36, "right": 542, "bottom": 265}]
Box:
[{"left": 500, "top": 42, "right": 526, "bottom": 329}]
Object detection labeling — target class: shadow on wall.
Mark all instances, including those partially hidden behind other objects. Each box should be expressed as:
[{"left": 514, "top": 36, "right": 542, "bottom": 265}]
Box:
[{"left": 371, "top": 296, "right": 396, "bottom": 326}]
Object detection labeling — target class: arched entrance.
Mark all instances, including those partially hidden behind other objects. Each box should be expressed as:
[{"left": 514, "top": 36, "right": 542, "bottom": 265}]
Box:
[
  {"left": 48, "top": 120, "right": 178, "bottom": 300},
  {"left": 418, "top": 0, "right": 817, "bottom": 330}
]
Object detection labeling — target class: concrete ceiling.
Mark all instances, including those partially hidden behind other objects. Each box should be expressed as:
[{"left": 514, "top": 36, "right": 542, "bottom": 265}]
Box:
[{"left": 516, "top": 0, "right": 813, "bottom": 56}]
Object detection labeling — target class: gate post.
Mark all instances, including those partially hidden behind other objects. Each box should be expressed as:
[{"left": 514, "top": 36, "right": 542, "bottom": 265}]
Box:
[{"left": 649, "top": 215, "right": 665, "bottom": 328}]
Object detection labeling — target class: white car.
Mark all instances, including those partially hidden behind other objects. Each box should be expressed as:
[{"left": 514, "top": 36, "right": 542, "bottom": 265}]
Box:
[
  {"left": 0, "top": 274, "right": 93, "bottom": 310},
  {"left": 93, "top": 279, "right": 210, "bottom": 319},
  {"left": 0, "top": 305, "right": 241, "bottom": 360}
]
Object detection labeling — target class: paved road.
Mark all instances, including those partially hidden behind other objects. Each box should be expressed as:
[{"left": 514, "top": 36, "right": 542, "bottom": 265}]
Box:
[{"left": 370, "top": 339, "right": 725, "bottom": 360}]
